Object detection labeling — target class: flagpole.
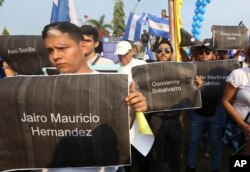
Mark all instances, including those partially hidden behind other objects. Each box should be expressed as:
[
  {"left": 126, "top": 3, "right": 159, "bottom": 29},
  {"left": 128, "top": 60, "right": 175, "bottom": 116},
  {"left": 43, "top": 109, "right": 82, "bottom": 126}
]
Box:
[
  {"left": 133, "top": 0, "right": 140, "bottom": 13},
  {"left": 168, "top": 0, "right": 176, "bottom": 61}
]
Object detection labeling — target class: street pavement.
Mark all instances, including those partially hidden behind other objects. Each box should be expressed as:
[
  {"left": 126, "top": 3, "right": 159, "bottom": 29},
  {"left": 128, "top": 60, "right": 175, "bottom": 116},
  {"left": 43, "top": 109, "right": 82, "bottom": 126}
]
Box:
[{"left": 181, "top": 112, "right": 233, "bottom": 172}]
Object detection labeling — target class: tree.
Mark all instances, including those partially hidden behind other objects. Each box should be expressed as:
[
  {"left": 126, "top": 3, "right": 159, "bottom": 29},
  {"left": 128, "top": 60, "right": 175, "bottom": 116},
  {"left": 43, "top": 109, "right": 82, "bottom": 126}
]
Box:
[
  {"left": 86, "top": 14, "right": 113, "bottom": 37},
  {"left": 2, "top": 26, "right": 9, "bottom": 36},
  {"left": 0, "top": 0, "right": 4, "bottom": 6},
  {"left": 112, "top": 0, "right": 126, "bottom": 36}
]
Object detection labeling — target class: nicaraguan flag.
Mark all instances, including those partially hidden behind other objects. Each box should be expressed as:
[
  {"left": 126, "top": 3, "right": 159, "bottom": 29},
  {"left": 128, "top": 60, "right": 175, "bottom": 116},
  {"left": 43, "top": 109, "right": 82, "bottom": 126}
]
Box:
[
  {"left": 147, "top": 14, "right": 169, "bottom": 39},
  {"left": 123, "top": 13, "right": 143, "bottom": 42},
  {"left": 50, "top": 0, "right": 78, "bottom": 25}
]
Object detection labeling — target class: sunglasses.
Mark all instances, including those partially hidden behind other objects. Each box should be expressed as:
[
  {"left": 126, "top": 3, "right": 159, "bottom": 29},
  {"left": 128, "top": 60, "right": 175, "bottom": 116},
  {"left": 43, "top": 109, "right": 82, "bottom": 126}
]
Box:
[
  {"left": 198, "top": 50, "right": 211, "bottom": 55},
  {"left": 156, "top": 48, "right": 171, "bottom": 54}
]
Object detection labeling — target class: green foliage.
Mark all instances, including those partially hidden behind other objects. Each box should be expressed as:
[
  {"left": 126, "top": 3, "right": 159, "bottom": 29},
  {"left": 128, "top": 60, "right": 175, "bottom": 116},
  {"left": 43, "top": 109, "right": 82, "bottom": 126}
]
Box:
[
  {"left": 86, "top": 14, "right": 112, "bottom": 36},
  {"left": 2, "top": 26, "right": 9, "bottom": 36},
  {"left": 112, "top": 0, "right": 126, "bottom": 36},
  {"left": 0, "top": 0, "right": 4, "bottom": 6}
]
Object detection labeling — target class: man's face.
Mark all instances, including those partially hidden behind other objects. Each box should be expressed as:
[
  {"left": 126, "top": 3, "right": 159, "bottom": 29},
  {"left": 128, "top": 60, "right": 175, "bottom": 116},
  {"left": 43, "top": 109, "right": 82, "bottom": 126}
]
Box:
[
  {"left": 197, "top": 48, "right": 215, "bottom": 61},
  {"left": 218, "top": 50, "right": 228, "bottom": 60},
  {"left": 161, "top": 10, "right": 166, "bottom": 18},
  {"left": 44, "top": 32, "right": 85, "bottom": 73},
  {"left": 82, "top": 35, "right": 99, "bottom": 55},
  {"left": 156, "top": 43, "right": 172, "bottom": 61},
  {"left": 118, "top": 50, "right": 133, "bottom": 66}
]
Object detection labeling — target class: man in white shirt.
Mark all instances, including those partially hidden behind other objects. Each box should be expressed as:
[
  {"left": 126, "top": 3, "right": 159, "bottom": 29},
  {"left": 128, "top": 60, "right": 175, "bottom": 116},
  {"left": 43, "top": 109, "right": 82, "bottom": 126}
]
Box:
[
  {"left": 115, "top": 41, "right": 147, "bottom": 83},
  {"left": 80, "top": 25, "right": 114, "bottom": 67},
  {"left": 115, "top": 41, "right": 148, "bottom": 172}
]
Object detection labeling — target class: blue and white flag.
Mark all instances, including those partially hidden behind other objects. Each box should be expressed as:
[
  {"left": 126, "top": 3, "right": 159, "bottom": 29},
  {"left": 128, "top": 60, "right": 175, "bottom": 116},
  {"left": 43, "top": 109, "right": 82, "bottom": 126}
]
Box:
[
  {"left": 123, "top": 13, "right": 144, "bottom": 42},
  {"left": 50, "top": 0, "right": 78, "bottom": 25},
  {"left": 147, "top": 14, "right": 169, "bottom": 39}
]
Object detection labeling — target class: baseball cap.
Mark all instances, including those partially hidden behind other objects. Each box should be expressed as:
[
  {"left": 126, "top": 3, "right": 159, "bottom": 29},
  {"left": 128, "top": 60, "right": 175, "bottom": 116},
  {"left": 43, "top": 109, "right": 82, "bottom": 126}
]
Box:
[
  {"left": 195, "top": 38, "right": 214, "bottom": 52},
  {"left": 115, "top": 41, "right": 132, "bottom": 55},
  {"left": 202, "top": 38, "right": 214, "bottom": 50}
]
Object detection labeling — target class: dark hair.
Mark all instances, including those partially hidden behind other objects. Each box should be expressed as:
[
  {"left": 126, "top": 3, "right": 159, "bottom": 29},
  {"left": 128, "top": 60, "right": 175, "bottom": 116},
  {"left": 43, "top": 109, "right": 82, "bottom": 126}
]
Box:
[
  {"left": 42, "top": 22, "right": 83, "bottom": 43},
  {"left": 162, "top": 9, "right": 166, "bottom": 13},
  {"left": 80, "top": 25, "right": 99, "bottom": 42},
  {"left": 197, "top": 45, "right": 214, "bottom": 52},
  {"left": 157, "top": 39, "right": 173, "bottom": 53}
]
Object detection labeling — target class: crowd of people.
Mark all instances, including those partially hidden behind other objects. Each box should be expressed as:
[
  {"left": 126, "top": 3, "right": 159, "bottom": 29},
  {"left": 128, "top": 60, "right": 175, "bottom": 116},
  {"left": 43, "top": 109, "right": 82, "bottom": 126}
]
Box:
[
  {"left": 0, "top": 8, "right": 250, "bottom": 172},
  {"left": 125, "top": 30, "right": 250, "bottom": 172}
]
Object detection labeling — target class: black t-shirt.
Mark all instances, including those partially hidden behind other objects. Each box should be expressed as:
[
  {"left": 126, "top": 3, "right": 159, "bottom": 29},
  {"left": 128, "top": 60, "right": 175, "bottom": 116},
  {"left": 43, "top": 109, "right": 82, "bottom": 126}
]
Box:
[
  {"left": 148, "top": 110, "right": 181, "bottom": 119},
  {"left": 195, "top": 99, "right": 217, "bottom": 117},
  {"left": 141, "top": 33, "right": 149, "bottom": 44}
]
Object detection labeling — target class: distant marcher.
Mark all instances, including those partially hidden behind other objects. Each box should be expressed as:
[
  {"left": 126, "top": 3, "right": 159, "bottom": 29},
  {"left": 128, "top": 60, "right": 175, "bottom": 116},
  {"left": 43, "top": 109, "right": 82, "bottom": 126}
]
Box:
[
  {"left": 161, "top": 9, "right": 168, "bottom": 19},
  {"left": 149, "top": 35, "right": 156, "bottom": 52},
  {"left": 155, "top": 9, "right": 169, "bottom": 47},
  {"left": 140, "top": 30, "right": 150, "bottom": 52}
]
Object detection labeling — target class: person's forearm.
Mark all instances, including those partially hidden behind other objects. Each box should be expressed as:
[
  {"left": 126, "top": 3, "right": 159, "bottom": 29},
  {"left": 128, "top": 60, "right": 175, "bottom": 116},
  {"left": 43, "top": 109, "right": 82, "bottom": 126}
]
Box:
[{"left": 222, "top": 99, "right": 245, "bottom": 127}]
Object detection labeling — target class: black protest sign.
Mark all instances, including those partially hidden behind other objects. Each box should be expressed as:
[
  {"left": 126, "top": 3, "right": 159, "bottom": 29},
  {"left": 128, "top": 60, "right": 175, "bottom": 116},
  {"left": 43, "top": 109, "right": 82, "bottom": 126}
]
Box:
[
  {"left": 213, "top": 25, "right": 248, "bottom": 50},
  {"left": 132, "top": 62, "right": 201, "bottom": 113},
  {"left": 180, "top": 28, "right": 202, "bottom": 47},
  {"left": 0, "top": 74, "right": 130, "bottom": 171},
  {"left": 194, "top": 60, "right": 241, "bottom": 99},
  {"left": 0, "top": 35, "right": 53, "bottom": 75}
]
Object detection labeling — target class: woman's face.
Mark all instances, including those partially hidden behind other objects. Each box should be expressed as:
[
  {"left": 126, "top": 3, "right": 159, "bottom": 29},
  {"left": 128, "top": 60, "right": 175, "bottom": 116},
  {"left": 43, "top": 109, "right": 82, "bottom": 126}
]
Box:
[{"left": 156, "top": 43, "right": 172, "bottom": 61}]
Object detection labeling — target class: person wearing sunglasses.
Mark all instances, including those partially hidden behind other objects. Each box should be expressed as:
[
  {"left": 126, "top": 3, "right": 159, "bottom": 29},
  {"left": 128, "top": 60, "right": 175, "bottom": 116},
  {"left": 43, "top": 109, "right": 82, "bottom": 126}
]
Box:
[
  {"left": 155, "top": 40, "right": 173, "bottom": 62},
  {"left": 146, "top": 40, "right": 182, "bottom": 172},
  {"left": 145, "top": 40, "right": 202, "bottom": 172},
  {"left": 186, "top": 44, "right": 226, "bottom": 172},
  {"left": 196, "top": 45, "right": 216, "bottom": 61}
]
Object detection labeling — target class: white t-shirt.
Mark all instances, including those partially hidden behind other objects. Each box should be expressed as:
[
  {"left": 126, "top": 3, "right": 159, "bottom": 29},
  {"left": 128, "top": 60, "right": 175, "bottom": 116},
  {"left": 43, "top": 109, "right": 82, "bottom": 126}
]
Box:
[
  {"left": 119, "top": 58, "right": 147, "bottom": 83},
  {"left": 226, "top": 66, "right": 250, "bottom": 120},
  {"left": 88, "top": 54, "right": 114, "bottom": 67}
]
